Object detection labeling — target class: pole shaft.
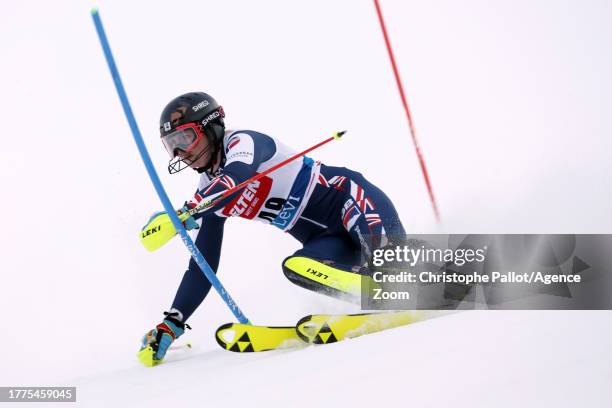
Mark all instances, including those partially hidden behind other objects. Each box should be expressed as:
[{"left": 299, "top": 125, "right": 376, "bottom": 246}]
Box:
[{"left": 91, "top": 9, "right": 250, "bottom": 324}]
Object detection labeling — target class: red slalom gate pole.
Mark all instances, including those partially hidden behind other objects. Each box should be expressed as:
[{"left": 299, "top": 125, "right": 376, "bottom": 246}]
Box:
[{"left": 373, "top": 0, "right": 441, "bottom": 222}]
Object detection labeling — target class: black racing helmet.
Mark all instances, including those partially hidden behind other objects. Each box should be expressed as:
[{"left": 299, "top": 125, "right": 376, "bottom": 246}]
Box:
[{"left": 159, "top": 92, "right": 226, "bottom": 174}]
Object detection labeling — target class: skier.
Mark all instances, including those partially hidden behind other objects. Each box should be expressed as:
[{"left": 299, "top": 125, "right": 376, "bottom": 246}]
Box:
[{"left": 139, "top": 92, "right": 406, "bottom": 364}]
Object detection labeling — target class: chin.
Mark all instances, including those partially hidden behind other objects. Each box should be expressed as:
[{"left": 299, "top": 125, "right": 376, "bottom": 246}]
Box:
[{"left": 190, "top": 157, "right": 209, "bottom": 170}]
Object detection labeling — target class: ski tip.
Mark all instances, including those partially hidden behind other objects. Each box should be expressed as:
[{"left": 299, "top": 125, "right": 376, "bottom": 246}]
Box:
[
  {"left": 295, "top": 315, "right": 314, "bottom": 344},
  {"left": 91, "top": 7, "right": 99, "bottom": 15},
  {"left": 215, "top": 323, "right": 234, "bottom": 350},
  {"left": 296, "top": 315, "right": 313, "bottom": 326}
]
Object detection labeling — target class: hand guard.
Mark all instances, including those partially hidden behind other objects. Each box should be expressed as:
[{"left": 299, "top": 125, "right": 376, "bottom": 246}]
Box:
[{"left": 140, "top": 207, "right": 199, "bottom": 252}]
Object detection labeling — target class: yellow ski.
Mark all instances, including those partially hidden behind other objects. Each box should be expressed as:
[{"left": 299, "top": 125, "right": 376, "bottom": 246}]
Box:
[
  {"left": 215, "top": 323, "right": 305, "bottom": 352},
  {"left": 295, "top": 311, "right": 422, "bottom": 344},
  {"left": 215, "top": 311, "right": 422, "bottom": 352}
]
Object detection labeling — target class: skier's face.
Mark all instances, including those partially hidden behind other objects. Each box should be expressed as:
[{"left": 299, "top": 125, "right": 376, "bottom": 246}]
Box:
[{"left": 177, "top": 135, "right": 213, "bottom": 170}]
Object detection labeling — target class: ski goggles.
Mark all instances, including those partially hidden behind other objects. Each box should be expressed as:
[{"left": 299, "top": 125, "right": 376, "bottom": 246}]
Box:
[{"left": 160, "top": 123, "right": 206, "bottom": 159}]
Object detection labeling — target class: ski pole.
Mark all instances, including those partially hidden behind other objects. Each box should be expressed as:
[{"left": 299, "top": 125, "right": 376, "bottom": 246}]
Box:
[
  {"left": 188, "top": 130, "right": 346, "bottom": 216},
  {"left": 91, "top": 8, "right": 251, "bottom": 324}
]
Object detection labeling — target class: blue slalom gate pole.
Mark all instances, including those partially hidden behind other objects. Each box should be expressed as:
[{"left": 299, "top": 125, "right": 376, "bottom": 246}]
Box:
[{"left": 91, "top": 8, "right": 250, "bottom": 324}]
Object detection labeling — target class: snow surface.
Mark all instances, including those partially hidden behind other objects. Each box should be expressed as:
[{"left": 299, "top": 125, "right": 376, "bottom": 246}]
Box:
[{"left": 1, "top": 1, "right": 611, "bottom": 407}]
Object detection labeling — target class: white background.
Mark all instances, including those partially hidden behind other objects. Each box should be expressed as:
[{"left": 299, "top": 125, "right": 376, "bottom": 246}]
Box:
[{"left": 1, "top": 0, "right": 610, "bottom": 406}]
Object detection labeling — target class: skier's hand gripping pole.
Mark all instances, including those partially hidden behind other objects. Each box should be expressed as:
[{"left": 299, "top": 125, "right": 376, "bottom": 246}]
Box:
[{"left": 140, "top": 131, "right": 346, "bottom": 252}]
